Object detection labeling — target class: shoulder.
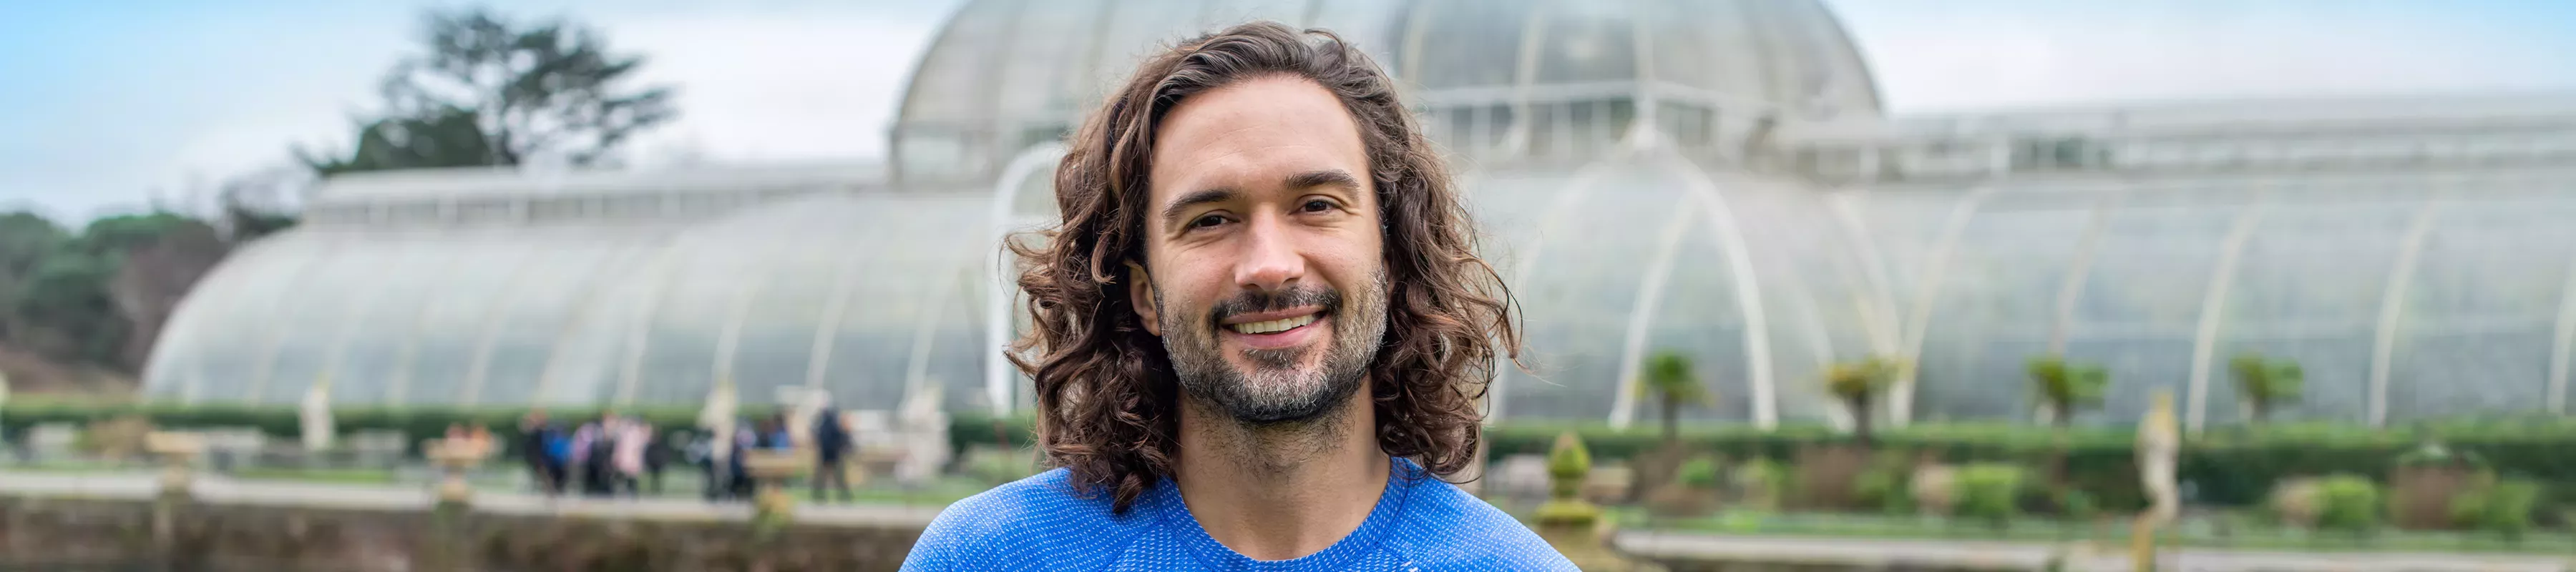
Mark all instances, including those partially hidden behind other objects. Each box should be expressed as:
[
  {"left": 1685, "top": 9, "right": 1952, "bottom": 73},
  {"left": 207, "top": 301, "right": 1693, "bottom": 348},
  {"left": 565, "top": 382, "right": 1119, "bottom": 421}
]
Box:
[
  {"left": 1380, "top": 478, "right": 1578, "bottom": 571},
  {"left": 902, "top": 468, "right": 1158, "bottom": 571}
]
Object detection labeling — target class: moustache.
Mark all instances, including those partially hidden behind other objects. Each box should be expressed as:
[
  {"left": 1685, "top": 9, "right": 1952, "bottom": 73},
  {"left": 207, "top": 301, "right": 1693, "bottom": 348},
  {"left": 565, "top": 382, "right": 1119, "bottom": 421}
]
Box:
[{"left": 1208, "top": 285, "right": 1342, "bottom": 325}]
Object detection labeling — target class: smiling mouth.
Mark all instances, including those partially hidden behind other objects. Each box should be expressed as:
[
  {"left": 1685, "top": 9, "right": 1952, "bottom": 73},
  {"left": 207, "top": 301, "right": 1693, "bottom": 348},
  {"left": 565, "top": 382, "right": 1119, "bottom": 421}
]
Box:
[{"left": 1227, "top": 312, "right": 1319, "bottom": 335}]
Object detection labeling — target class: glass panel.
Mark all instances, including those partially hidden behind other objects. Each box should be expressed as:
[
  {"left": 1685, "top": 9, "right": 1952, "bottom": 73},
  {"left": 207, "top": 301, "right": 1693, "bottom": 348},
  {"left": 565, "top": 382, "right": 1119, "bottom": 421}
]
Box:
[
  {"left": 1407, "top": 0, "right": 1531, "bottom": 89},
  {"left": 1532, "top": 1, "right": 1634, "bottom": 84}
]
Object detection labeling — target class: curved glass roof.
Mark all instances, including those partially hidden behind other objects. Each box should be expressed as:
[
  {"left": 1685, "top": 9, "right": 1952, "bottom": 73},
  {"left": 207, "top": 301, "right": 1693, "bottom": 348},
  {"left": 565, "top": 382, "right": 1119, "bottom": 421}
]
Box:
[
  {"left": 142, "top": 0, "right": 2576, "bottom": 430},
  {"left": 145, "top": 159, "right": 2576, "bottom": 427},
  {"left": 891, "top": 0, "right": 1883, "bottom": 181}
]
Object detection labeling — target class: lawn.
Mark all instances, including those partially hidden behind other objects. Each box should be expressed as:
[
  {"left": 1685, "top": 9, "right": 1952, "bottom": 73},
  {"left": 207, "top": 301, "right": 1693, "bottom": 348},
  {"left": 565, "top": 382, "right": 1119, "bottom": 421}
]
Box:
[{"left": 1614, "top": 508, "right": 2576, "bottom": 555}]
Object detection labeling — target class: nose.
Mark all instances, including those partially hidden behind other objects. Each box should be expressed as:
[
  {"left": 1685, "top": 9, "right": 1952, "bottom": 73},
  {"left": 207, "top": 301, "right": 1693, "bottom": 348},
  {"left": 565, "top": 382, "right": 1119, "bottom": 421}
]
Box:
[{"left": 1232, "top": 212, "right": 1306, "bottom": 292}]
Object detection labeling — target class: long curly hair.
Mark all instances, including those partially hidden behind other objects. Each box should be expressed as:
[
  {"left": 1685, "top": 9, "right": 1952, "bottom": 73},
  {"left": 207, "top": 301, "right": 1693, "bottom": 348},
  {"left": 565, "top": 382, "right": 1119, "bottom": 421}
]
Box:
[{"left": 1007, "top": 21, "right": 1521, "bottom": 514}]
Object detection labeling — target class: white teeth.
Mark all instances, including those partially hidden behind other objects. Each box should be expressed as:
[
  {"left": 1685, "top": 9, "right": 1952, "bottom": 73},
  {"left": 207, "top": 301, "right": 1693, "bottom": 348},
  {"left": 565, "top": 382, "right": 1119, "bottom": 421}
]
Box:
[{"left": 1229, "top": 313, "right": 1318, "bottom": 335}]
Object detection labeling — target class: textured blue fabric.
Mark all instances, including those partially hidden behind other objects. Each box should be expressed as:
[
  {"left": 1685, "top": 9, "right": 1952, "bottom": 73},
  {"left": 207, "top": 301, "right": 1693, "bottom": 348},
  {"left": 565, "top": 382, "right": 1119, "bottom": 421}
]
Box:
[{"left": 902, "top": 458, "right": 1576, "bottom": 571}]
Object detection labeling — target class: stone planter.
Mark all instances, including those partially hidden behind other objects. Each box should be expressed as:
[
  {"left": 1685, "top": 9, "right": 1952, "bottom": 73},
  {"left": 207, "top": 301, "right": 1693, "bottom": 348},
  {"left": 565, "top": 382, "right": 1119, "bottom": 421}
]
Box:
[
  {"left": 144, "top": 431, "right": 206, "bottom": 498},
  {"left": 1794, "top": 443, "right": 1871, "bottom": 510},
  {"left": 2390, "top": 465, "right": 2474, "bottom": 530},
  {"left": 743, "top": 449, "right": 813, "bottom": 522},
  {"left": 425, "top": 438, "right": 496, "bottom": 506}
]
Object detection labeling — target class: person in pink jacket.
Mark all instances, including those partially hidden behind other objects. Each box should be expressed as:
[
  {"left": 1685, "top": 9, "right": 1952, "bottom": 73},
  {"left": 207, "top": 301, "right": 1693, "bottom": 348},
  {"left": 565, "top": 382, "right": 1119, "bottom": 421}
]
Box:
[{"left": 611, "top": 415, "right": 652, "bottom": 497}]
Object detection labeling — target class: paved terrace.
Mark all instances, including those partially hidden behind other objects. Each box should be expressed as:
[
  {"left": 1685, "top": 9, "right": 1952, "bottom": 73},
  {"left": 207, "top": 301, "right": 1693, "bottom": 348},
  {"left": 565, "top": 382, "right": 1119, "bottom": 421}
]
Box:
[{"left": 4, "top": 470, "right": 2570, "bottom": 572}]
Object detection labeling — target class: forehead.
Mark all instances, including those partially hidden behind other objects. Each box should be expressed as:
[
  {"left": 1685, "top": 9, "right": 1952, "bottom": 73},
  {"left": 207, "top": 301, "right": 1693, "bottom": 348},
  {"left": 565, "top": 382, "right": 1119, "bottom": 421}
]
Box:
[{"left": 1148, "top": 75, "right": 1370, "bottom": 201}]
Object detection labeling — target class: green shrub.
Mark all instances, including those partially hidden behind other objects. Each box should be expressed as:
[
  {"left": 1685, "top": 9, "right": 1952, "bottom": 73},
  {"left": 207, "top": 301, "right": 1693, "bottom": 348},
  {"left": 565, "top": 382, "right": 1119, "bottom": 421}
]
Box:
[
  {"left": 1955, "top": 463, "right": 2027, "bottom": 528},
  {"left": 2394, "top": 441, "right": 2487, "bottom": 470},
  {"left": 1546, "top": 432, "right": 1593, "bottom": 499},
  {"left": 2057, "top": 489, "right": 2097, "bottom": 521},
  {"left": 1854, "top": 468, "right": 1913, "bottom": 515},
  {"left": 16, "top": 401, "right": 2576, "bottom": 515},
  {"left": 1676, "top": 456, "right": 1720, "bottom": 488},
  {"left": 2450, "top": 478, "right": 2543, "bottom": 539},
  {"left": 1732, "top": 456, "right": 1789, "bottom": 507},
  {"left": 2316, "top": 474, "right": 2381, "bottom": 533}
]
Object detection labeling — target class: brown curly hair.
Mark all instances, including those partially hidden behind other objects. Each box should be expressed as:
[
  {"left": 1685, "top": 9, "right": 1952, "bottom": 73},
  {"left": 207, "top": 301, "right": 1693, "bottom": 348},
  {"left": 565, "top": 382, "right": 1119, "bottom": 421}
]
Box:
[{"left": 1006, "top": 21, "right": 1521, "bottom": 514}]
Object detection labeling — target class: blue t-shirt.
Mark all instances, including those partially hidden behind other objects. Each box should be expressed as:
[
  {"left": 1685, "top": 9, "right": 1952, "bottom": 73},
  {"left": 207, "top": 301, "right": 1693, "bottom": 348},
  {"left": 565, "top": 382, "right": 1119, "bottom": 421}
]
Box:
[{"left": 902, "top": 458, "right": 1576, "bottom": 571}]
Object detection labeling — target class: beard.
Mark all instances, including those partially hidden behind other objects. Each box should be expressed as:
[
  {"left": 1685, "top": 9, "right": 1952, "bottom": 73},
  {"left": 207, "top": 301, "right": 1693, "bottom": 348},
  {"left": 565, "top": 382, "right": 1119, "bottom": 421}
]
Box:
[{"left": 1155, "top": 270, "right": 1389, "bottom": 425}]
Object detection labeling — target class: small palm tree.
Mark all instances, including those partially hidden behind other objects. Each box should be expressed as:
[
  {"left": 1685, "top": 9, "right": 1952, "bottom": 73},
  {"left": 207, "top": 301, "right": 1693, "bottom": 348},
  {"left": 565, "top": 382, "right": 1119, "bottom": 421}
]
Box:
[
  {"left": 1640, "top": 350, "right": 1709, "bottom": 445},
  {"left": 2229, "top": 352, "right": 2304, "bottom": 424},
  {"left": 2028, "top": 354, "right": 2108, "bottom": 490},
  {"left": 2026, "top": 355, "right": 2108, "bottom": 428},
  {"left": 1823, "top": 355, "right": 1903, "bottom": 446}
]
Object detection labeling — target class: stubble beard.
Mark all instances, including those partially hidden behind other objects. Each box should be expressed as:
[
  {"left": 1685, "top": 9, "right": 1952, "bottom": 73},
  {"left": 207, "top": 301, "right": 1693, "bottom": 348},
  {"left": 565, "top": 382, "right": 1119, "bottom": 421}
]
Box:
[{"left": 1156, "top": 270, "right": 1390, "bottom": 427}]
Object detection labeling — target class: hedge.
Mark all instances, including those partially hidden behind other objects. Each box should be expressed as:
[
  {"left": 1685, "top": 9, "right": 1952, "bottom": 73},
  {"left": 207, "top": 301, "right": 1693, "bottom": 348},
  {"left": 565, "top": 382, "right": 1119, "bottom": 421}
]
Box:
[
  {"left": 1482, "top": 418, "right": 2576, "bottom": 511},
  {"left": 6, "top": 402, "right": 2572, "bottom": 512}
]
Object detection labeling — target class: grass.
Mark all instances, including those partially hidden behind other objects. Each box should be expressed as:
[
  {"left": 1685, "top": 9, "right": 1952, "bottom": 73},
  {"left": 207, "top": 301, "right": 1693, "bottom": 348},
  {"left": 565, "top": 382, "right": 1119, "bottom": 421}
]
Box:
[{"left": 1614, "top": 508, "right": 2576, "bottom": 555}]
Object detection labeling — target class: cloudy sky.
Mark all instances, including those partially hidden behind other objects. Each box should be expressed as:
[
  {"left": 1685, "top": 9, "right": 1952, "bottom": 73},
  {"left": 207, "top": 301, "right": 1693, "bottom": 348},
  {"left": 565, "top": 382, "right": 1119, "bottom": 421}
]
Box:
[{"left": 4, "top": 0, "right": 2572, "bottom": 222}]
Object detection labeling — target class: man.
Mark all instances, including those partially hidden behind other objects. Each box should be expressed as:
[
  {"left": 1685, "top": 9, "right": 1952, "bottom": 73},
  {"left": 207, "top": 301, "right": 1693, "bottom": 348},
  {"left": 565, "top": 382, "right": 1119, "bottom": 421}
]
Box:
[
  {"left": 810, "top": 405, "right": 856, "bottom": 503},
  {"left": 516, "top": 410, "right": 565, "bottom": 495},
  {"left": 903, "top": 21, "right": 1568, "bottom": 571}
]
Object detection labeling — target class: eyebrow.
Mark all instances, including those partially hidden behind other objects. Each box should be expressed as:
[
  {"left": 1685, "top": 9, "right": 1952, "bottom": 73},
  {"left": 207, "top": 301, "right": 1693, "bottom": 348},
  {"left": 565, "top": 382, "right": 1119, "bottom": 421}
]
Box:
[
  {"left": 1284, "top": 169, "right": 1363, "bottom": 194},
  {"left": 1160, "top": 188, "right": 1239, "bottom": 227},
  {"left": 1156, "top": 169, "right": 1364, "bottom": 227}
]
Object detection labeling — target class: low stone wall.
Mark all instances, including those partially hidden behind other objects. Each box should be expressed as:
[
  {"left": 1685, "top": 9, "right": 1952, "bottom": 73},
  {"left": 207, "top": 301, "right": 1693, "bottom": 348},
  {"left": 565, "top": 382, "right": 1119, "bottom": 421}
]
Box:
[{"left": 0, "top": 495, "right": 924, "bottom": 571}]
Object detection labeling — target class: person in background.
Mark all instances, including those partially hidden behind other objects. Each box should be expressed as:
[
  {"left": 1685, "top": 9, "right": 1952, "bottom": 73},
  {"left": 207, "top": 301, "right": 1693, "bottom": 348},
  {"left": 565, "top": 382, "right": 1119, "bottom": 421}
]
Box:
[
  {"left": 645, "top": 428, "right": 680, "bottom": 495},
  {"left": 572, "top": 417, "right": 613, "bottom": 497},
  {"left": 612, "top": 415, "right": 651, "bottom": 497},
  {"left": 726, "top": 418, "right": 759, "bottom": 500},
  {"left": 809, "top": 406, "right": 854, "bottom": 503},
  {"left": 675, "top": 429, "right": 715, "bottom": 499},
  {"left": 517, "top": 410, "right": 565, "bottom": 495}
]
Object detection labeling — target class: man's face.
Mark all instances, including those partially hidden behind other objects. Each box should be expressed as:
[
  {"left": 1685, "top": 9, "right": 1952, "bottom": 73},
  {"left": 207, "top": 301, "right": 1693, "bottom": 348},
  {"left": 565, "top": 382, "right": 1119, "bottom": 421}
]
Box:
[{"left": 1132, "top": 75, "right": 1390, "bottom": 424}]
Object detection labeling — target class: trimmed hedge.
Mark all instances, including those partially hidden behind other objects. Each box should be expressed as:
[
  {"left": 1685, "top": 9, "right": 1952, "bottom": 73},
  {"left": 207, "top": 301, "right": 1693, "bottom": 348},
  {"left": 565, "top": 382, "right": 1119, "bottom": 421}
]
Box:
[
  {"left": 8, "top": 401, "right": 2574, "bottom": 513},
  {"left": 1483, "top": 418, "right": 2576, "bottom": 512}
]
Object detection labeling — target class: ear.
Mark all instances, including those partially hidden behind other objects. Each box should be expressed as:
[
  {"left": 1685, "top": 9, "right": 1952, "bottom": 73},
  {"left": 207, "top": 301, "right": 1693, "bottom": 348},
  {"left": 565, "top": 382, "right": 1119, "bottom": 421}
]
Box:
[{"left": 1126, "top": 260, "right": 1163, "bottom": 337}]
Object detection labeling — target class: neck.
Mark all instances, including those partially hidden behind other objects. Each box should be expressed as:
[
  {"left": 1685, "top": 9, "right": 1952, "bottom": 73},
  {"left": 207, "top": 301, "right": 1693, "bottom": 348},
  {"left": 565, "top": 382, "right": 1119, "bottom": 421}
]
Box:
[{"left": 1173, "top": 377, "right": 1392, "bottom": 561}]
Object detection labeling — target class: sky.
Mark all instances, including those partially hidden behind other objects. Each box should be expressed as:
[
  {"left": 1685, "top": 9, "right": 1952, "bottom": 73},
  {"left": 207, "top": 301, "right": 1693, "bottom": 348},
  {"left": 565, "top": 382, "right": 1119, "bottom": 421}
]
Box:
[{"left": 3, "top": 0, "right": 2572, "bottom": 222}]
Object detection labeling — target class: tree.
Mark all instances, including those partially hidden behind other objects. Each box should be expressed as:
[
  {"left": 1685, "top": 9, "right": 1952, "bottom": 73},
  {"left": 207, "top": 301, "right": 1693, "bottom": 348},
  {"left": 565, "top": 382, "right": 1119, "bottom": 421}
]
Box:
[
  {"left": 0, "top": 213, "right": 214, "bottom": 372},
  {"left": 0, "top": 213, "right": 69, "bottom": 342},
  {"left": 2229, "top": 352, "right": 2304, "bottom": 424},
  {"left": 213, "top": 167, "right": 308, "bottom": 242},
  {"left": 108, "top": 221, "right": 228, "bottom": 368},
  {"left": 2026, "top": 355, "right": 2107, "bottom": 428},
  {"left": 1823, "top": 355, "right": 1903, "bottom": 446},
  {"left": 2026, "top": 354, "right": 2107, "bottom": 490},
  {"left": 1640, "top": 350, "right": 1708, "bottom": 444},
  {"left": 306, "top": 108, "right": 496, "bottom": 175},
  {"left": 305, "top": 7, "right": 676, "bottom": 172}
]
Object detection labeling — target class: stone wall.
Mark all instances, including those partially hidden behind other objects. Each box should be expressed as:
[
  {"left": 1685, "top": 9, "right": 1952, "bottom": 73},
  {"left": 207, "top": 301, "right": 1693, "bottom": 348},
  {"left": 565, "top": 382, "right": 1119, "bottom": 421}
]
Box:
[{"left": 0, "top": 495, "right": 924, "bottom": 571}]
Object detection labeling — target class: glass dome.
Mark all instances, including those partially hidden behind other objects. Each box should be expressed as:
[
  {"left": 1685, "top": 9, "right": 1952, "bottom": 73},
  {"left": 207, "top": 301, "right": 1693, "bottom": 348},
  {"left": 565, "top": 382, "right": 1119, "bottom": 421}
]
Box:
[
  {"left": 143, "top": 0, "right": 2576, "bottom": 431},
  {"left": 890, "top": 0, "right": 1883, "bottom": 182}
]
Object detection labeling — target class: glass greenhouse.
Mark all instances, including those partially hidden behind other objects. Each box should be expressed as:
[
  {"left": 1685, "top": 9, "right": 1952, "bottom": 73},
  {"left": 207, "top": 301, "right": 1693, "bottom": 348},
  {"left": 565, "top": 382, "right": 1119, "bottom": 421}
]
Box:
[{"left": 144, "top": 0, "right": 2576, "bottom": 431}]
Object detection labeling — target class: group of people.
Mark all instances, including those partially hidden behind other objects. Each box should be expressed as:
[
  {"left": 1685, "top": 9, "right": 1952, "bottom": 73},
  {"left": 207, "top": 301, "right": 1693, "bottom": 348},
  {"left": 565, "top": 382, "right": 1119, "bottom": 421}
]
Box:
[
  {"left": 513, "top": 407, "right": 861, "bottom": 503},
  {"left": 516, "top": 410, "right": 668, "bottom": 497}
]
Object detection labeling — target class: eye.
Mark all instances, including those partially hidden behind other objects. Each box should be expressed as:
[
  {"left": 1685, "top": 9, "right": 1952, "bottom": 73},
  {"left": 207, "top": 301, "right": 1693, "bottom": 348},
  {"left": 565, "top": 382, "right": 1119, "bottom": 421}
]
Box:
[
  {"left": 1188, "top": 213, "right": 1229, "bottom": 230},
  {"left": 1301, "top": 199, "right": 1335, "bottom": 213}
]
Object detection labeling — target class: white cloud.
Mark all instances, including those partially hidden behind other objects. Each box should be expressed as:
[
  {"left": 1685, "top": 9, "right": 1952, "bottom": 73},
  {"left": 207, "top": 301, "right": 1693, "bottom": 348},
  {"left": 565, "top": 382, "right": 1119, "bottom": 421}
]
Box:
[{"left": 607, "top": 12, "right": 943, "bottom": 164}]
